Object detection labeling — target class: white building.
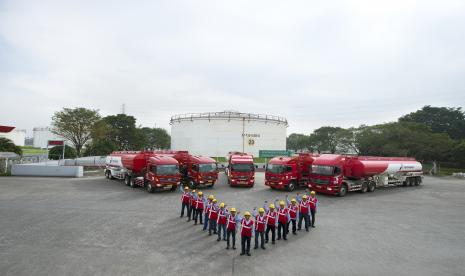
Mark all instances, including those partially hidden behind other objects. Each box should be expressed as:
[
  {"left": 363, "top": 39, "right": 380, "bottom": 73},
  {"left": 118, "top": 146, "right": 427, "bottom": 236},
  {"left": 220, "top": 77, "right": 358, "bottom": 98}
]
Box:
[
  {"left": 0, "top": 128, "right": 26, "bottom": 146},
  {"left": 33, "top": 127, "right": 68, "bottom": 149},
  {"left": 170, "top": 111, "right": 288, "bottom": 157}
]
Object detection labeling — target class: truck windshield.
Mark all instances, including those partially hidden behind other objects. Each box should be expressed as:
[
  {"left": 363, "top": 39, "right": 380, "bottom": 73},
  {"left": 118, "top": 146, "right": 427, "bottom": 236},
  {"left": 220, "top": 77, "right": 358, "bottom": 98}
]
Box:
[
  {"left": 231, "top": 163, "right": 254, "bottom": 172},
  {"left": 199, "top": 163, "right": 217, "bottom": 173},
  {"left": 311, "top": 165, "right": 335, "bottom": 176},
  {"left": 266, "top": 164, "right": 285, "bottom": 174},
  {"left": 156, "top": 165, "right": 179, "bottom": 175}
]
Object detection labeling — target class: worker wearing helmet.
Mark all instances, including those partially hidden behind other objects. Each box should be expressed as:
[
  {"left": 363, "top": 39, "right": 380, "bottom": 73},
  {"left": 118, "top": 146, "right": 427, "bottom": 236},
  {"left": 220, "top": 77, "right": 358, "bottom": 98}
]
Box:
[
  {"left": 297, "top": 194, "right": 310, "bottom": 231},
  {"left": 188, "top": 189, "right": 197, "bottom": 221},
  {"left": 277, "top": 200, "right": 290, "bottom": 241},
  {"left": 309, "top": 191, "right": 318, "bottom": 228},
  {"left": 203, "top": 194, "right": 215, "bottom": 231},
  {"left": 226, "top": 208, "right": 242, "bottom": 250},
  {"left": 194, "top": 191, "right": 206, "bottom": 225},
  {"left": 217, "top": 203, "right": 228, "bottom": 241},
  {"left": 240, "top": 211, "right": 254, "bottom": 256},
  {"left": 208, "top": 199, "right": 219, "bottom": 235},
  {"left": 264, "top": 201, "right": 278, "bottom": 244},
  {"left": 253, "top": 207, "right": 266, "bottom": 250},
  {"left": 180, "top": 186, "right": 191, "bottom": 218},
  {"left": 286, "top": 196, "right": 299, "bottom": 235}
]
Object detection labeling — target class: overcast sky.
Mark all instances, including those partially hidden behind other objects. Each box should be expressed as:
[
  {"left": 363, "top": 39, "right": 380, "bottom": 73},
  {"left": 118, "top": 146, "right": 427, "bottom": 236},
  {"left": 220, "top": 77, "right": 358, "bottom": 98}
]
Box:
[{"left": 1, "top": 0, "right": 465, "bottom": 136}]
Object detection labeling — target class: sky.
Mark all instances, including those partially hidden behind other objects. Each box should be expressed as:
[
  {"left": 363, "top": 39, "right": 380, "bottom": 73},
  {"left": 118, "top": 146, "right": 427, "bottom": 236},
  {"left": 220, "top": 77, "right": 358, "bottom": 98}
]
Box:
[{"left": 1, "top": 0, "right": 465, "bottom": 137}]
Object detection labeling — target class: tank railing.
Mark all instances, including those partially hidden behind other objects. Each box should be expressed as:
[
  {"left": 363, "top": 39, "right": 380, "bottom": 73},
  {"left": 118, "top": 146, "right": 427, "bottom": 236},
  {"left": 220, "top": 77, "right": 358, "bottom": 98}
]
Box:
[{"left": 170, "top": 111, "right": 288, "bottom": 125}]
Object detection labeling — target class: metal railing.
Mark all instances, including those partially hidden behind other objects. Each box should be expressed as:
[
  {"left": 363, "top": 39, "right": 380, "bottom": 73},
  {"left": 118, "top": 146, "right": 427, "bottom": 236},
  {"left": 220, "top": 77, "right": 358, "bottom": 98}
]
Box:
[{"left": 170, "top": 111, "right": 288, "bottom": 126}]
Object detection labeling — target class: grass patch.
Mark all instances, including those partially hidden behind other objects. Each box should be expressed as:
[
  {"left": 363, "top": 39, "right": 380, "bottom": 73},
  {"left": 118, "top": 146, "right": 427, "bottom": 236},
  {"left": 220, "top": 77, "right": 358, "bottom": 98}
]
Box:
[
  {"left": 20, "top": 146, "right": 47, "bottom": 155},
  {"left": 422, "top": 163, "right": 465, "bottom": 176}
]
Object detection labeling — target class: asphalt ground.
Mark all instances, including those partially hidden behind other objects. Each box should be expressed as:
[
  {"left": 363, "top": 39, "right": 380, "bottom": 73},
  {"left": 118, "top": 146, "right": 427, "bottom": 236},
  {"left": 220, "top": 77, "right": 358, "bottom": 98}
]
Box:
[{"left": 0, "top": 173, "right": 464, "bottom": 276}]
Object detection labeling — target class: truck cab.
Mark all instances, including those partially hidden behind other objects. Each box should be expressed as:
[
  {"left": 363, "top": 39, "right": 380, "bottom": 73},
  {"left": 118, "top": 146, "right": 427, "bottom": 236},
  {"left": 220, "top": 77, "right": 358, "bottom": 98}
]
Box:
[
  {"left": 186, "top": 156, "right": 218, "bottom": 188},
  {"left": 308, "top": 154, "right": 344, "bottom": 195},
  {"left": 142, "top": 155, "right": 181, "bottom": 193},
  {"left": 226, "top": 152, "right": 255, "bottom": 187},
  {"left": 265, "top": 153, "right": 314, "bottom": 191}
]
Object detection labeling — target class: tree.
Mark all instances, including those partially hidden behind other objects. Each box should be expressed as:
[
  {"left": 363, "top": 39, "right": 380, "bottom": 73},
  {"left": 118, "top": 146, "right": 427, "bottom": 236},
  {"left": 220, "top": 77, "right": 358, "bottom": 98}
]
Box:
[
  {"left": 140, "top": 127, "right": 171, "bottom": 149},
  {"left": 48, "top": 145, "right": 77, "bottom": 160},
  {"left": 0, "top": 137, "right": 22, "bottom": 155},
  {"left": 286, "top": 133, "right": 311, "bottom": 151},
  {"left": 335, "top": 127, "right": 360, "bottom": 154},
  {"left": 309, "top": 126, "right": 344, "bottom": 153},
  {"left": 103, "top": 114, "right": 145, "bottom": 150},
  {"left": 399, "top": 105, "right": 465, "bottom": 140},
  {"left": 453, "top": 140, "right": 465, "bottom": 166},
  {"left": 83, "top": 140, "right": 117, "bottom": 156},
  {"left": 51, "top": 108, "right": 101, "bottom": 156}
]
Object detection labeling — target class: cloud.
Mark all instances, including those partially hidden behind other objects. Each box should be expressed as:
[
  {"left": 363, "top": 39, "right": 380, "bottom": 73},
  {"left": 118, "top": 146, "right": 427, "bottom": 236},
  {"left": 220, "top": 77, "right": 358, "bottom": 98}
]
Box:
[{"left": 1, "top": 0, "right": 465, "bottom": 136}]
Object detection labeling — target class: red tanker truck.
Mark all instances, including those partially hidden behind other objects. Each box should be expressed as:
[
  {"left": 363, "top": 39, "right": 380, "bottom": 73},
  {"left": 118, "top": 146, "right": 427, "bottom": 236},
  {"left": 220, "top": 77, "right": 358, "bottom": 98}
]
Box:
[
  {"left": 265, "top": 153, "right": 317, "bottom": 191},
  {"left": 308, "top": 154, "right": 423, "bottom": 196},
  {"left": 226, "top": 152, "right": 255, "bottom": 187},
  {"left": 105, "top": 151, "right": 181, "bottom": 192}
]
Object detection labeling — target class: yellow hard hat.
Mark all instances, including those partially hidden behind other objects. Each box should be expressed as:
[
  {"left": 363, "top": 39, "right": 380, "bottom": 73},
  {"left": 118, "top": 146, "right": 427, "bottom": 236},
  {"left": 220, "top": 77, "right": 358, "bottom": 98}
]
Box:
[
  {"left": 230, "top": 208, "right": 237, "bottom": 212},
  {"left": 184, "top": 186, "right": 189, "bottom": 190},
  {"left": 208, "top": 195, "right": 214, "bottom": 200},
  {"left": 311, "top": 191, "right": 316, "bottom": 195},
  {"left": 220, "top": 202, "right": 225, "bottom": 208},
  {"left": 279, "top": 200, "right": 285, "bottom": 206},
  {"left": 258, "top": 208, "right": 265, "bottom": 213},
  {"left": 198, "top": 191, "right": 203, "bottom": 196},
  {"left": 244, "top": 211, "right": 251, "bottom": 217},
  {"left": 302, "top": 195, "right": 307, "bottom": 199},
  {"left": 192, "top": 189, "right": 196, "bottom": 193},
  {"left": 269, "top": 204, "right": 275, "bottom": 209},
  {"left": 212, "top": 199, "right": 217, "bottom": 203},
  {"left": 291, "top": 198, "right": 297, "bottom": 203}
]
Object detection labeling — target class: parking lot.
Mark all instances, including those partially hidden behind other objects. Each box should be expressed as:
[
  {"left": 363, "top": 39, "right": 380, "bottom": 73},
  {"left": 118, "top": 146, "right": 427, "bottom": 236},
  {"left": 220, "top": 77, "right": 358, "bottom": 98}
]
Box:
[{"left": 1, "top": 173, "right": 464, "bottom": 276}]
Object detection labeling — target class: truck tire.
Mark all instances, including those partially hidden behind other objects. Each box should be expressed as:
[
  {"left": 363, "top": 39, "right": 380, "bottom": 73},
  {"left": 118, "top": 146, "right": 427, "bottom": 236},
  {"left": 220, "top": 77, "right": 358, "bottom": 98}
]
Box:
[
  {"left": 287, "top": 181, "right": 296, "bottom": 192},
  {"left": 338, "top": 184, "right": 348, "bottom": 197},
  {"left": 360, "top": 183, "right": 368, "bottom": 193},
  {"left": 146, "top": 183, "right": 153, "bottom": 193},
  {"left": 414, "top": 177, "right": 420, "bottom": 186},
  {"left": 124, "top": 175, "right": 131, "bottom": 186},
  {"left": 408, "top": 178, "right": 413, "bottom": 186},
  {"left": 367, "top": 182, "right": 376, "bottom": 192},
  {"left": 130, "top": 178, "right": 137, "bottom": 188}
]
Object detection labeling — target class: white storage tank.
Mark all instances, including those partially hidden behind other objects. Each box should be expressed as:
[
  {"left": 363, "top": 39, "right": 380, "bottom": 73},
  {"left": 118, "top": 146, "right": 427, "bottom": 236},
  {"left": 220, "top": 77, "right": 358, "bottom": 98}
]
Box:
[{"left": 170, "top": 111, "right": 288, "bottom": 157}]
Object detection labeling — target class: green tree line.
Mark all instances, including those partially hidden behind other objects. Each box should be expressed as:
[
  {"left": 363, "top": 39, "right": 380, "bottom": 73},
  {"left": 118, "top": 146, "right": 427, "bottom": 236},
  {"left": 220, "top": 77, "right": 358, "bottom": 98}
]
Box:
[
  {"left": 51, "top": 108, "right": 170, "bottom": 157},
  {"left": 286, "top": 106, "right": 465, "bottom": 166}
]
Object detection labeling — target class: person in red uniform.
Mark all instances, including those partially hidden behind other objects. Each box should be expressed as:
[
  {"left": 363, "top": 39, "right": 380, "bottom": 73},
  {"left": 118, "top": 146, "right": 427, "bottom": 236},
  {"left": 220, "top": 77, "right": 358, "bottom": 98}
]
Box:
[
  {"left": 309, "top": 191, "right": 318, "bottom": 228},
  {"left": 180, "top": 186, "right": 191, "bottom": 218},
  {"left": 286, "top": 198, "right": 299, "bottom": 235},
  {"left": 188, "top": 189, "right": 197, "bottom": 221},
  {"left": 203, "top": 195, "right": 215, "bottom": 231},
  {"left": 297, "top": 194, "right": 310, "bottom": 231},
  {"left": 208, "top": 199, "right": 219, "bottom": 235},
  {"left": 240, "top": 211, "right": 254, "bottom": 256},
  {"left": 194, "top": 191, "right": 206, "bottom": 225},
  {"left": 226, "top": 208, "right": 241, "bottom": 250},
  {"left": 253, "top": 207, "right": 266, "bottom": 250},
  {"left": 277, "top": 200, "right": 290, "bottom": 241},
  {"left": 217, "top": 203, "right": 228, "bottom": 241},
  {"left": 264, "top": 203, "right": 277, "bottom": 244}
]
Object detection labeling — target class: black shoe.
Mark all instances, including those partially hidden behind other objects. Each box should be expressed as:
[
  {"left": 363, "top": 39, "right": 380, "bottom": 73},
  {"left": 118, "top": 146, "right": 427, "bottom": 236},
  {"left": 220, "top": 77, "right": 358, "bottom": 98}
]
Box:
[
  {"left": 272, "top": 241, "right": 275, "bottom": 244},
  {"left": 217, "top": 238, "right": 221, "bottom": 241},
  {"left": 226, "top": 246, "right": 229, "bottom": 250},
  {"left": 223, "top": 238, "right": 227, "bottom": 241},
  {"left": 214, "top": 232, "right": 217, "bottom": 234},
  {"left": 254, "top": 246, "right": 258, "bottom": 249},
  {"left": 265, "top": 240, "right": 268, "bottom": 243},
  {"left": 293, "top": 232, "right": 297, "bottom": 235},
  {"left": 283, "top": 237, "right": 287, "bottom": 240},
  {"left": 209, "top": 233, "right": 212, "bottom": 236},
  {"left": 180, "top": 215, "right": 183, "bottom": 218},
  {"left": 261, "top": 246, "right": 266, "bottom": 250},
  {"left": 247, "top": 253, "right": 251, "bottom": 256},
  {"left": 277, "top": 237, "right": 281, "bottom": 240},
  {"left": 312, "top": 226, "right": 316, "bottom": 228},
  {"left": 240, "top": 252, "right": 245, "bottom": 256},
  {"left": 297, "top": 228, "right": 301, "bottom": 231},
  {"left": 233, "top": 246, "right": 236, "bottom": 250},
  {"left": 306, "top": 229, "right": 309, "bottom": 232}
]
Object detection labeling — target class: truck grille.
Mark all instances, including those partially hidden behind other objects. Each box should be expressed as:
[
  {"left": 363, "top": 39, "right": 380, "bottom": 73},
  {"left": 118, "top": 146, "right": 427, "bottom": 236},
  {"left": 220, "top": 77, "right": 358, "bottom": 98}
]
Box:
[
  {"left": 160, "top": 178, "right": 176, "bottom": 183},
  {"left": 269, "top": 177, "right": 279, "bottom": 181},
  {"left": 310, "top": 178, "right": 330, "bottom": 185}
]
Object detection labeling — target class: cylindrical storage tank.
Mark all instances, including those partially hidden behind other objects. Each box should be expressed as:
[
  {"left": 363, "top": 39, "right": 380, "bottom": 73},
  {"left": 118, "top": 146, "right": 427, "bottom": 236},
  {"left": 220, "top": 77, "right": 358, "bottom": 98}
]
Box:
[
  {"left": 170, "top": 111, "right": 288, "bottom": 157},
  {"left": 347, "top": 157, "right": 423, "bottom": 179}
]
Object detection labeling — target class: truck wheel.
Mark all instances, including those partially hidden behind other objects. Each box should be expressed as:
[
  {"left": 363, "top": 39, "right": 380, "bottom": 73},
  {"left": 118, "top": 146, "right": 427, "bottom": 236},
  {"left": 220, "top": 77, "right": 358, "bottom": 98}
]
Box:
[
  {"left": 360, "top": 183, "right": 368, "bottom": 193},
  {"left": 130, "top": 178, "right": 137, "bottom": 188},
  {"left": 414, "top": 177, "right": 420, "bottom": 186},
  {"left": 287, "top": 181, "right": 296, "bottom": 192},
  {"left": 408, "top": 178, "right": 413, "bottom": 186},
  {"left": 367, "top": 182, "right": 376, "bottom": 192},
  {"left": 146, "top": 183, "right": 153, "bottom": 193},
  {"left": 338, "top": 184, "right": 348, "bottom": 197},
  {"left": 124, "top": 175, "right": 131, "bottom": 186}
]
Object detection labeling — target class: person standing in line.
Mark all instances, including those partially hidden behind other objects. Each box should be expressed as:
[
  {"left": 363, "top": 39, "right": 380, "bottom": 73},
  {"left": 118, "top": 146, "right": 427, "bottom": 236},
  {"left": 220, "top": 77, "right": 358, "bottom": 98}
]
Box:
[
  {"left": 226, "top": 208, "right": 241, "bottom": 250},
  {"left": 194, "top": 191, "right": 205, "bottom": 225},
  {"left": 208, "top": 199, "right": 219, "bottom": 235},
  {"left": 309, "top": 191, "right": 318, "bottom": 228},
  {"left": 240, "top": 211, "right": 254, "bottom": 256},
  {"left": 180, "top": 186, "right": 191, "bottom": 218},
  {"left": 286, "top": 197, "right": 299, "bottom": 235},
  {"left": 297, "top": 194, "right": 310, "bottom": 232},
  {"left": 264, "top": 203, "right": 277, "bottom": 244},
  {"left": 217, "top": 203, "right": 228, "bottom": 241},
  {"left": 203, "top": 194, "right": 215, "bottom": 230},
  {"left": 188, "top": 189, "right": 197, "bottom": 221},
  {"left": 277, "top": 200, "right": 290, "bottom": 241},
  {"left": 253, "top": 207, "right": 266, "bottom": 250}
]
